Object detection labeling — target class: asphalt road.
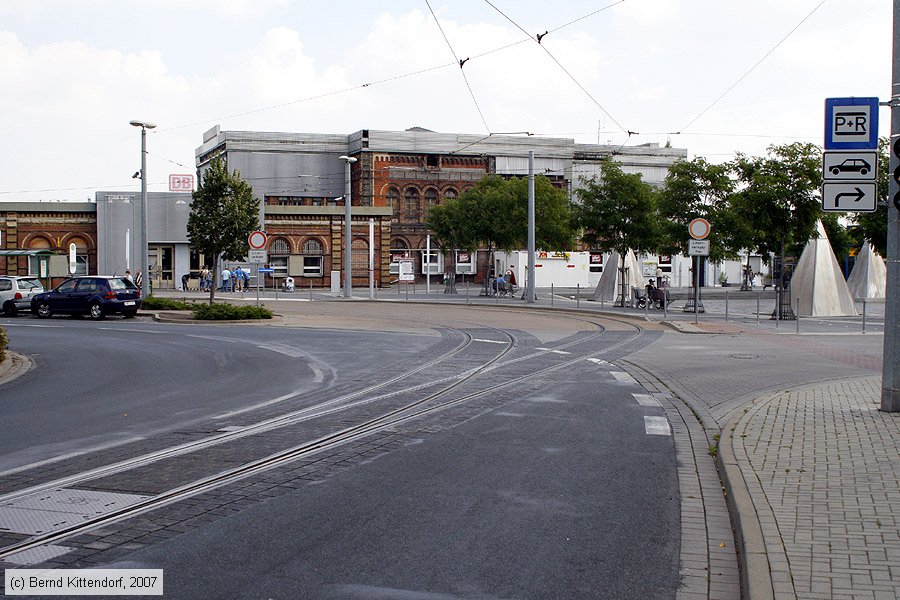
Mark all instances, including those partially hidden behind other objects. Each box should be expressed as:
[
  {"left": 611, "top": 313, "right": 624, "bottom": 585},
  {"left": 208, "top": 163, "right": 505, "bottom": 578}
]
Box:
[
  {"left": 1, "top": 310, "right": 678, "bottom": 599},
  {"left": 0, "top": 318, "right": 439, "bottom": 473}
]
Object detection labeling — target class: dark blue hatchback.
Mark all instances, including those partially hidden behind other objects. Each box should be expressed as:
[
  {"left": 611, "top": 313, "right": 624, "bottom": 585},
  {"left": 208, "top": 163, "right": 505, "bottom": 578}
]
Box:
[{"left": 31, "top": 276, "right": 142, "bottom": 320}]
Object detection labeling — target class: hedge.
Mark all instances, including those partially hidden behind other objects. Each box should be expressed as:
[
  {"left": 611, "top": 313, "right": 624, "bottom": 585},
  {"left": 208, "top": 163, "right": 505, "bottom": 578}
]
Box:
[
  {"left": 192, "top": 303, "right": 272, "bottom": 320},
  {"left": 0, "top": 325, "right": 8, "bottom": 364}
]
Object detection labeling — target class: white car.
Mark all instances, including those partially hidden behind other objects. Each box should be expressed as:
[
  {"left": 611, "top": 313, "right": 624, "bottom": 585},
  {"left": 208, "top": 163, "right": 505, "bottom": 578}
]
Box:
[{"left": 0, "top": 276, "right": 45, "bottom": 316}]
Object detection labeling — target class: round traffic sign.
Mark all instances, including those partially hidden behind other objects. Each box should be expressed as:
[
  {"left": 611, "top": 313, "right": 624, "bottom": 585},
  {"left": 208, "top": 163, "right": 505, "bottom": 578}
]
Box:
[
  {"left": 248, "top": 230, "right": 267, "bottom": 249},
  {"left": 688, "top": 218, "right": 711, "bottom": 240}
]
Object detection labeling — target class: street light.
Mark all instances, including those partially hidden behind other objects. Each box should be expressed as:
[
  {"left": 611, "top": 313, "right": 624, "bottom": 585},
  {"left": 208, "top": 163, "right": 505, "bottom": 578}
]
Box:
[
  {"left": 339, "top": 155, "right": 357, "bottom": 299},
  {"left": 130, "top": 119, "right": 156, "bottom": 298}
]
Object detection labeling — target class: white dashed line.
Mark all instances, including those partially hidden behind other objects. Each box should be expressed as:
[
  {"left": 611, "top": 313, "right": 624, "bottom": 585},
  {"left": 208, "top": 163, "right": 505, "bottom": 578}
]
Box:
[
  {"left": 633, "top": 394, "right": 661, "bottom": 407},
  {"left": 644, "top": 416, "right": 672, "bottom": 436},
  {"left": 473, "top": 339, "right": 507, "bottom": 344},
  {"left": 535, "top": 347, "right": 571, "bottom": 355},
  {"left": 610, "top": 371, "right": 637, "bottom": 384},
  {"left": 586, "top": 358, "right": 608, "bottom": 365}
]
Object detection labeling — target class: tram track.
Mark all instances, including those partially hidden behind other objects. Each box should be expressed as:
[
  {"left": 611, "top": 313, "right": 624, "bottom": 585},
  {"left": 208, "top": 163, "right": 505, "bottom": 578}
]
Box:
[{"left": 0, "top": 313, "right": 648, "bottom": 563}]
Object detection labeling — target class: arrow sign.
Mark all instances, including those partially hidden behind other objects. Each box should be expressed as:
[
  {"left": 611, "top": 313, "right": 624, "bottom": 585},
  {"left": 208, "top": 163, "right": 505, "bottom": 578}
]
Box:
[
  {"left": 835, "top": 187, "right": 866, "bottom": 206},
  {"left": 822, "top": 182, "right": 877, "bottom": 212}
]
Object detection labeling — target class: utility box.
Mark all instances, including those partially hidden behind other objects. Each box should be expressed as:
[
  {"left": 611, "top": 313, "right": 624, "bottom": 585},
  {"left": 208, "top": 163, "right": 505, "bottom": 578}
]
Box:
[{"left": 330, "top": 271, "right": 340, "bottom": 295}]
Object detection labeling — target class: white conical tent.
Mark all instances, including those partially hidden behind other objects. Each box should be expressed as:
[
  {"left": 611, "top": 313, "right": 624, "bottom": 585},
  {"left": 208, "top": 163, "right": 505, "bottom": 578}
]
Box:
[
  {"left": 593, "top": 249, "right": 644, "bottom": 302},
  {"left": 846, "top": 242, "right": 886, "bottom": 299},
  {"left": 790, "top": 221, "right": 858, "bottom": 317}
]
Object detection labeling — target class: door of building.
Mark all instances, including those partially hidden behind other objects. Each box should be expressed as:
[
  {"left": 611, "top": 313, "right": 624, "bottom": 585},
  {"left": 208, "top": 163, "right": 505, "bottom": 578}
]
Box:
[{"left": 148, "top": 245, "right": 175, "bottom": 290}]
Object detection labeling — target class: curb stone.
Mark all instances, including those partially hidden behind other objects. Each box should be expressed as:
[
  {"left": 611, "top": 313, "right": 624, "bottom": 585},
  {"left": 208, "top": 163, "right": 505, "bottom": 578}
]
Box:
[{"left": 0, "top": 351, "right": 34, "bottom": 386}]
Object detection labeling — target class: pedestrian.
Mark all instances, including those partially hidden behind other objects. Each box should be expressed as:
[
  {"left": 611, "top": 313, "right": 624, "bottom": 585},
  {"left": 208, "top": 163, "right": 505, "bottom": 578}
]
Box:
[
  {"left": 203, "top": 267, "right": 213, "bottom": 292},
  {"left": 124, "top": 270, "right": 133, "bottom": 282},
  {"left": 506, "top": 266, "right": 517, "bottom": 287},
  {"left": 181, "top": 272, "right": 190, "bottom": 291},
  {"left": 221, "top": 266, "right": 231, "bottom": 291},
  {"left": 655, "top": 267, "right": 663, "bottom": 288},
  {"left": 242, "top": 268, "right": 251, "bottom": 290},
  {"left": 234, "top": 266, "right": 244, "bottom": 292}
]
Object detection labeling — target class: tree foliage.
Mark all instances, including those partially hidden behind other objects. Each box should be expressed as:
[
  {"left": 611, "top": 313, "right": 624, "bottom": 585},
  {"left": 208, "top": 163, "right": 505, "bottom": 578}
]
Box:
[
  {"left": 850, "top": 137, "right": 889, "bottom": 256},
  {"left": 730, "top": 143, "right": 822, "bottom": 283},
  {"left": 187, "top": 157, "right": 260, "bottom": 303},
  {"left": 658, "top": 157, "right": 739, "bottom": 261},
  {"left": 574, "top": 158, "right": 660, "bottom": 258}
]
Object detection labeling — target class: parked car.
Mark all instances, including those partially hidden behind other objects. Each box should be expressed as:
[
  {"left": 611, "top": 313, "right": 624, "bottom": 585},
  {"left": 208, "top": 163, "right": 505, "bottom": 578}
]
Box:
[
  {"left": 31, "top": 276, "right": 141, "bottom": 320},
  {"left": 0, "top": 276, "right": 45, "bottom": 316},
  {"left": 830, "top": 158, "right": 871, "bottom": 175}
]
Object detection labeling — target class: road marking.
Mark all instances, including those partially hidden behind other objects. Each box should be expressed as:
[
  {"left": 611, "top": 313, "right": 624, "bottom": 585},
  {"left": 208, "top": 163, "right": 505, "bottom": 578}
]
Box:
[
  {"left": 586, "top": 358, "right": 608, "bottom": 365},
  {"left": 633, "top": 393, "right": 661, "bottom": 407},
  {"left": 644, "top": 416, "right": 671, "bottom": 436},
  {"left": 611, "top": 371, "right": 637, "bottom": 384},
  {"left": 535, "top": 347, "right": 571, "bottom": 355},
  {"left": 474, "top": 338, "right": 507, "bottom": 344}
]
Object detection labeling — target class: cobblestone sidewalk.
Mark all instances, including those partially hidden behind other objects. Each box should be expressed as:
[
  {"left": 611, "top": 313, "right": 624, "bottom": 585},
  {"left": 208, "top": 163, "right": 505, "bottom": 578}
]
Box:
[{"left": 724, "top": 376, "right": 900, "bottom": 599}]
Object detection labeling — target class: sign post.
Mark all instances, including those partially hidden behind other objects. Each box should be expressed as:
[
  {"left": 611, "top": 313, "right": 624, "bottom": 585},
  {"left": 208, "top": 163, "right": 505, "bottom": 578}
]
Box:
[
  {"left": 247, "top": 231, "right": 268, "bottom": 308},
  {"left": 822, "top": 97, "right": 880, "bottom": 213},
  {"left": 686, "top": 219, "right": 710, "bottom": 320},
  {"left": 883, "top": 6, "right": 900, "bottom": 413}
]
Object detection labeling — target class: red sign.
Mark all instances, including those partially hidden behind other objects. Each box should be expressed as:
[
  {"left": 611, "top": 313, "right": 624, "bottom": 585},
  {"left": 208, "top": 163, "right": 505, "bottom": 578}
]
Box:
[
  {"left": 248, "top": 231, "right": 267, "bottom": 249},
  {"left": 169, "top": 174, "right": 194, "bottom": 192}
]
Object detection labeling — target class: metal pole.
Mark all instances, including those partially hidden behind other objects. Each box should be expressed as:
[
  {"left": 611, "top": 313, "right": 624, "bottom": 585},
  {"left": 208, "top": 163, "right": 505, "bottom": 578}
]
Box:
[
  {"left": 796, "top": 298, "right": 800, "bottom": 334},
  {"left": 757, "top": 291, "right": 761, "bottom": 325},
  {"left": 576, "top": 283, "right": 580, "bottom": 308},
  {"left": 694, "top": 256, "right": 699, "bottom": 325},
  {"left": 139, "top": 127, "right": 149, "bottom": 299},
  {"left": 256, "top": 264, "right": 260, "bottom": 309},
  {"left": 863, "top": 299, "right": 867, "bottom": 334},
  {"left": 369, "top": 218, "right": 375, "bottom": 301},
  {"left": 341, "top": 155, "right": 356, "bottom": 299},
  {"left": 882, "top": 0, "right": 900, "bottom": 411},
  {"left": 725, "top": 290, "right": 729, "bottom": 321},
  {"left": 426, "top": 234, "right": 431, "bottom": 295},
  {"left": 526, "top": 150, "right": 536, "bottom": 304},
  {"left": 551, "top": 283, "right": 554, "bottom": 307}
]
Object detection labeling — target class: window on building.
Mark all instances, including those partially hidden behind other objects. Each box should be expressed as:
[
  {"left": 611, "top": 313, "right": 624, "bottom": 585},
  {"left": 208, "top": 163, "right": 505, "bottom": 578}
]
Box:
[
  {"left": 404, "top": 187, "right": 420, "bottom": 221},
  {"left": 424, "top": 188, "right": 439, "bottom": 214},
  {"left": 389, "top": 239, "right": 409, "bottom": 275},
  {"left": 351, "top": 239, "right": 368, "bottom": 277},
  {"left": 301, "top": 238, "right": 324, "bottom": 277},
  {"left": 68, "top": 237, "right": 89, "bottom": 275},
  {"left": 444, "top": 188, "right": 458, "bottom": 201},
  {"left": 269, "top": 238, "right": 291, "bottom": 278},
  {"left": 386, "top": 188, "right": 400, "bottom": 219}
]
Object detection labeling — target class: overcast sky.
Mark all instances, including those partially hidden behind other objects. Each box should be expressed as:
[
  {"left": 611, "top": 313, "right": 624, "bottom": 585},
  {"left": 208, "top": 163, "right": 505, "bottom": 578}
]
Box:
[{"left": 0, "top": 0, "right": 891, "bottom": 202}]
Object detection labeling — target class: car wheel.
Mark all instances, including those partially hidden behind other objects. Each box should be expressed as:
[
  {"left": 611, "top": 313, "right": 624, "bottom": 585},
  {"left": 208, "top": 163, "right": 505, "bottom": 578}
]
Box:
[
  {"left": 36, "top": 302, "right": 53, "bottom": 319},
  {"left": 831, "top": 167, "right": 840, "bottom": 175},
  {"left": 861, "top": 168, "right": 869, "bottom": 175},
  {"left": 122, "top": 310, "right": 137, "bottom": 319},
  {"left": 2, "top": 302, "right": 16, "bottom": 317},
  {"left": 89, "top": 302, "right": 105, "bottom": 320}
]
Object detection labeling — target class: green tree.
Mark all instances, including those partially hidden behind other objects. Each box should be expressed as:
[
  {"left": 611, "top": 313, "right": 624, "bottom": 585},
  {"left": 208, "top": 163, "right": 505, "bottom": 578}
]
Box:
[
  {"left": 575, "top": 158, "right": 659, "bottom": 301},
  {"left": 187, "top": 158, "right": 260, "bottom": 303},
  {"left": 850, "top": 137, "right": 889, "bottom": 256},
  {"left": 427, "top": 174, "right": 574, "bottom": 292},
  {"left": 730, "top": 142, "right": 823, "bottom": 290},
  {"left": 425, "top": 198, "right": 473, "bottom": 293}
]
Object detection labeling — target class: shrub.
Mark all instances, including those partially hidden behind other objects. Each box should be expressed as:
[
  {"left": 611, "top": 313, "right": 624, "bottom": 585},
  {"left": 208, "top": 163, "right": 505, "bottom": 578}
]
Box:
[
  {"left": 141, "top": 295, "right": 197, "bottom": 311},
  {"left": 0, "top": 325, "right": 7, "bottom": 364},
  {"left": 192, "top": 303, "right": 272, "bottom": 320}
]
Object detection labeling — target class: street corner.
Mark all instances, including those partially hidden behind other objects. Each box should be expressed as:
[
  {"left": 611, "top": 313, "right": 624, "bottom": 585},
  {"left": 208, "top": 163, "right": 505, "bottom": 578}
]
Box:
[{"left": 0, "top": 351, "right": 35, "bottom": 386}]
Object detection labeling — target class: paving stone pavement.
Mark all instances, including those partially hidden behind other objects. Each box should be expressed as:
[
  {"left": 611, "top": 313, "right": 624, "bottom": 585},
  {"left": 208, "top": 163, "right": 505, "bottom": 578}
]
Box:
[{"left": 726, "top": 376, "right": 900, "bottom": 600}]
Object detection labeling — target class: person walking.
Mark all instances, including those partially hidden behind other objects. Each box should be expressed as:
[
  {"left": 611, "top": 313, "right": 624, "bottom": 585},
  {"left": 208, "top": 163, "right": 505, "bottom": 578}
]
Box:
[
  {"left": 221, "top": 266, "right": 231, "bottom": 292},
  {"left": 234, "top": 266, "right": 244, "bottom": 292}
]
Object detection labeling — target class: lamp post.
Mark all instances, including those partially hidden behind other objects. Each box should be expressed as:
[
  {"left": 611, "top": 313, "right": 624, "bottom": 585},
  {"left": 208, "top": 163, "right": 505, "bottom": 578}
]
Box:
[
  {"left": 339, "top": 155, "right": 357, "bottom": 299},
  {"left": 130, "top": 120, "right": 155, "bottom": 298}
]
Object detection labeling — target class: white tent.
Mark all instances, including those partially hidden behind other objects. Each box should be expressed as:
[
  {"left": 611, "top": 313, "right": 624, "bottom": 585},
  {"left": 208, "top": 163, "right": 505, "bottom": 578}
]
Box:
[
  {"left": 593, "top": 249, "right": 644, "bottom": 304},
  {"left": 790, "top": 221, "right": 858, "bottom": 317},
  {"left": 846, "top": 241, "right": 886, "bottom": 299}
]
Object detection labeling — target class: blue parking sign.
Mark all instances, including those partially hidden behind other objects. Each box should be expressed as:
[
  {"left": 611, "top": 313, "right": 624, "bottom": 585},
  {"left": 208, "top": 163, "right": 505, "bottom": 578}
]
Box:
[{"left": 825, "top": 97, "right": 879, "bottom": 149}]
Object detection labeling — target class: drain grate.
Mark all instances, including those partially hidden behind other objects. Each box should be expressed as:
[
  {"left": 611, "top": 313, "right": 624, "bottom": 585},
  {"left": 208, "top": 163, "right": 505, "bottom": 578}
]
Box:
[{"left": 0, "top": 489, "right": 150, "bottom": 535}]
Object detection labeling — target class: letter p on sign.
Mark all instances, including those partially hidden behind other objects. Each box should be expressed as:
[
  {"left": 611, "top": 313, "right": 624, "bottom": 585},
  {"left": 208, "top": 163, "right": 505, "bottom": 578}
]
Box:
[{"left": 169, "top": 174, "right": 194, "bottom": 192}]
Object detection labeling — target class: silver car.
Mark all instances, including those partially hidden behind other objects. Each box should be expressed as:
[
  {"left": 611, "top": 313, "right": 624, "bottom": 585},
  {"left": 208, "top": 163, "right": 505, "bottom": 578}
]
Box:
[{"left": 0, "top": 276, "right": 45, "bottom": 316}]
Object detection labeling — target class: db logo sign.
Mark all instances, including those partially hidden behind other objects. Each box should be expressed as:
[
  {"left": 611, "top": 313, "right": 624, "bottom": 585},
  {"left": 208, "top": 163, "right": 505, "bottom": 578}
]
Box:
[{"left": 169, "top": 174, "right": 194, "bottom": 192}]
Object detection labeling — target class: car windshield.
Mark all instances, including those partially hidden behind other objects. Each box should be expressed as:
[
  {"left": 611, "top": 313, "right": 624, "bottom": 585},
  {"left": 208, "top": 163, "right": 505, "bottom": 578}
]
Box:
[
  {"left": 108, "top": 277, "right": 137, "bottom": 290},
  {"left": 18, "top": 278, "right": 42, "bottom": 290}
]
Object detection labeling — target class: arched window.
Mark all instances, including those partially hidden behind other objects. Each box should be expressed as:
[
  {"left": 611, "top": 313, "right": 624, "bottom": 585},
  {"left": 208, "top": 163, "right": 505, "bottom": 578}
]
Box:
[
  {"left": 67, "top": 237, "right": 89, "bottom": 275},
  {"left": 301, "top": 238, "right": 324, "bottom": 277},
  {"left": 386, "top": 187, "right": 400, "bottom": 218},
  {"left": 444, "top": 188, "right": 458, "bottom": 201},
  {"left": 424, "top": 188, "right": 439, "bottom": 213},
  {"left": 269, "top": 238, "right": 291, "bottom": 278},
  {"left": 403, "top": 187, "right": 420, "bottom": 222},
  {"left": 390, "top": 239, "right": 409, "bottom": 275}
]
